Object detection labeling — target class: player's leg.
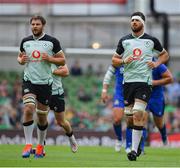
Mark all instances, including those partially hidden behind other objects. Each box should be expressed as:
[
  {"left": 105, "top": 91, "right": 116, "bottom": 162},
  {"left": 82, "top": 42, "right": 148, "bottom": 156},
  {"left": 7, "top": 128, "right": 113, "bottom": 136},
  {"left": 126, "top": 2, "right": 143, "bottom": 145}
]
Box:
[
  {"left": 151, "top": 99, "right": 168, "bottom": 145},
  {"left": 127, "top": 83, "right": 151, "bottom": 161},
  {"left": 124, "top": 108, "right": 133, "bottom": 153},
  {"left": 128, "top": 100, "right": 146, "bottom": 161},
  {"left": 21, "top": 81, "right": 36, "bottom": 158},
  {"left": 50, "top": 94, "right": 78, "bottom": 153},
  {"left": 35, "top": 84, "right": 51, "bottom": 158},
  {"left": 140, "top": 112, "right": 148, "bottom": 154},
  {"left": 112, "top": 92, "right": 124, "bottom": 152},
  {"left": 153, "top": 115, "right": 168, "bottom": 145},
  {"left": 113, "top": 107, "right": 124, "bottom": 152},
  {"left": 55, "top": 112, "right": 78, "bottom": 152},
  {"left": 35, "top": 102, "right": 49, "bottom": 158}
]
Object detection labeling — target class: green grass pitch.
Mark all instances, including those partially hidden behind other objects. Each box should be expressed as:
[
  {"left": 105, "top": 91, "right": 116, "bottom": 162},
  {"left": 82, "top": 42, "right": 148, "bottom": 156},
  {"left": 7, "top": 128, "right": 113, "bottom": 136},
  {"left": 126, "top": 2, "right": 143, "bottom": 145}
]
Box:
[{"left": 0, "top": 145, "right": 179, "bottom": 167}]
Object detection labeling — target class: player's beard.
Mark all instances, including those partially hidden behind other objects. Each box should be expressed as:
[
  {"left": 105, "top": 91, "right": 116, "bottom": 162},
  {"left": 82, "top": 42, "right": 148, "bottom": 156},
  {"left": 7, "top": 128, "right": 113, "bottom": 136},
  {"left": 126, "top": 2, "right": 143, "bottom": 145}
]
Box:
[
  {"left": 32, "top": 29, "right": 43, "bottom": 38},
  {"left": 131, "top": 24, "right": 143, "bottom": 33}
]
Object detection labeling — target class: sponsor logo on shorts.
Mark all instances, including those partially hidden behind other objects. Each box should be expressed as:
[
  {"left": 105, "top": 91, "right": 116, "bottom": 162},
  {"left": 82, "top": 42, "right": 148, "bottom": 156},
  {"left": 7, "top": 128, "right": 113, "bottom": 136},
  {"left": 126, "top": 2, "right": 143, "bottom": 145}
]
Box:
[
  {"left": 54, "top": 106, "right": 58, "bottom": 111},
  {"left": 142, "top": 94, "right": 146, "bottom": 100},
  {"left": 114, "top": 99, "right": 119, "bottom": 105},
  {"left": 124, "top": 100, "right": 129, "bottom": 105},
  {"left": 24, "top": 89, "right": 29, "bottom": 93}
]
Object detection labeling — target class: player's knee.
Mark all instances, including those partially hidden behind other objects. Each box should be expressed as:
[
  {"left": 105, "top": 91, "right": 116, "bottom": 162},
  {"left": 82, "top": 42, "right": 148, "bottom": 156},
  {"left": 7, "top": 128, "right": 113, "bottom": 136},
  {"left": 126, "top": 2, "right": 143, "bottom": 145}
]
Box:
[
  {"left": 132, "top": 102, "right": 146, "bottom": 123},
  {"left": 57, "top": 119, "right": 67, "bottom": 127},
  {"left": 133, "top": 102, "right": 146, "bottom": 116},
  {"left": 113, "top": 115, "right": 122, "bottom": 124},
  {"left": 132, "top": 101, "right": 147, "bottom": 113},
  {"left": 23, "top": 96, "right": 36, "bottom": 106},
  {"left": 113, "top": 108, "right": 123, "bottom": 123},
  {"left": 24, "top": 105, "right": 34, "bottom": 117},
  {"left": 126, "top": 116, "right": 133, "bottom": 127},
  {"left": 36, "top": 108, "right": 49, "bottom": 115},
  {"left": 113, "top": 119, "right": 120, "bottom": 125},
  {"left": 124, "top": 107, "right": 133, "bottom": 116}
]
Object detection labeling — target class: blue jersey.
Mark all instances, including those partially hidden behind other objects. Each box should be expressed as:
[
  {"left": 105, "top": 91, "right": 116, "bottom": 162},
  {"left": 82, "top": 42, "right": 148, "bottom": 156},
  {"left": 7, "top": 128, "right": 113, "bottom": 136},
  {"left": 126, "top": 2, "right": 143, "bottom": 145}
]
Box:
[
  {"left": 113, "top": 66, "right": 124, "bottom": 108},
  {"left": 146, "top": 64, "right": 167, "bottom": 117},
  {"left": 150, "top": 64, "right": 167, "bottom": 99}
]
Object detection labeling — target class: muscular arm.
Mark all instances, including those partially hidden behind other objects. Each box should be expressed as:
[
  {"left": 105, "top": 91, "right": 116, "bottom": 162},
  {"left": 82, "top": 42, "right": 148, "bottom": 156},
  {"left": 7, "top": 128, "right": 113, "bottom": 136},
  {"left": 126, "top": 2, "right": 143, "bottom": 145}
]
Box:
[
  {"left": 147, "top": 50, "right": 169, "bottom": 69},
  {"left": 152, "top": 69, "right": 173, "bottom": 86},
  {"left": 42, "top": 51, "right": 66, "bottom": 66},
  {"left": 156, "top": 49, "right": 169, "bottom": 67},
  {"left": 112, "top": 53, "right": 124, "bottom": 67},
  {"left": 52, "top": 64, "right": 69, "bottom": 77},
  {"left": 17, "top": 52, "right": 29, "bottom": 65},
  {"left": 112, "top": 53, "right": 133, "bottom": 67},
  {"left": 101, "top": 65, "right": 115, "bottom": 103}
]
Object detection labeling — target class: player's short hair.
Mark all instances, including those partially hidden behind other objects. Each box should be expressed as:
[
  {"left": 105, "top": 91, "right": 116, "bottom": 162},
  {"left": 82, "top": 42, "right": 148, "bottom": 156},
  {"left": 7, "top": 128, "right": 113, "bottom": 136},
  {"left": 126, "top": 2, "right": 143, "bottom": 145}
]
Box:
[
  {"left": 131, "top": 12, "right": 145, "bottom": 22},
  {"left": 30, "top": 15, "right": 46, "bottom": 25}
]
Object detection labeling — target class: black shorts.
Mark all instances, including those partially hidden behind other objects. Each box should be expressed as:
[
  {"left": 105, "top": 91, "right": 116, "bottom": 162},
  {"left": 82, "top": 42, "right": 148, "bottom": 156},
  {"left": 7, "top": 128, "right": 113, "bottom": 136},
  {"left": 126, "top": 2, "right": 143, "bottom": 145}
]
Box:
[
  {"left": 22, "top": 80, "right": 52, "bottom": 105},
  {"left": 49, "top": 93, "right": 65, "bottom": 113},
  {"left": 123, "top": 82, "right": 152, "bottom": 106}
]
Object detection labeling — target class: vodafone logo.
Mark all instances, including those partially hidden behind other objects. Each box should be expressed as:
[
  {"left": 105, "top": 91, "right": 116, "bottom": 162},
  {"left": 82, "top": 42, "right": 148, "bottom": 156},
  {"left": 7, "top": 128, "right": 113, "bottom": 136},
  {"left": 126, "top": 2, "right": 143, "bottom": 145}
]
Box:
[
  {"left": 32, "top": 50, "right": 41, "bottom": 58},
  {"left": 133, "top": 48, "right": 142, "bottom": 56},
  {"left": 133, "top": 48, "right": 142, "bottom": 60}
]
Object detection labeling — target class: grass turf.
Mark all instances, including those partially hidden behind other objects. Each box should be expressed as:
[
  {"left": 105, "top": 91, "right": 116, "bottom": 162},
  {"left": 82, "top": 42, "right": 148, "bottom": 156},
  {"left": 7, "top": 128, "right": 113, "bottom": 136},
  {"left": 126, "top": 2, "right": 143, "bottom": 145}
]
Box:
[{"left": 0, "top": 145, "right": 179, "bottom": 167}]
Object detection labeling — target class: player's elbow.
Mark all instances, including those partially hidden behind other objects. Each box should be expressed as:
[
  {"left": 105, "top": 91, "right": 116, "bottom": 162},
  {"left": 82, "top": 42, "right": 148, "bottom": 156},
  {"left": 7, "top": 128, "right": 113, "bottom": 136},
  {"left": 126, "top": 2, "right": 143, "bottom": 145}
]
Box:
[
  {"left": 161, "top": 50, "right": 169, "bottom": 63},
  {"left": 63, "top": 69, "right": 69, "bottom": 77},
  {"left": 62, "top": 58, "right": 66, "bottom": 65},
  {"left": 112, "top": 58, "right": 119, "bottom": 67},
  {"left": 59, "top": 58, "right": 65, "bottom": 66},
  {"left": 57, "top": 58, "right": 65, "bottom": 66},
  {"left": 168, "top": 76, "right": 174, "bottom": 84}
]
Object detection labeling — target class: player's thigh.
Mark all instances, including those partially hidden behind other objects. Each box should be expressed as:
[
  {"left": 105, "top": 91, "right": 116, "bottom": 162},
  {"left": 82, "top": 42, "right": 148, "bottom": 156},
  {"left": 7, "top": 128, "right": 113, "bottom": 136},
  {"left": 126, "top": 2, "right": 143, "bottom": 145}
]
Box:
[
  {"left": 113, "top": 107, "right": 124, "bottom": 123},
  {"left": 22, "top": 80, "right": 36, "bottom": 96},
  {"left": 153, "top": 115, "right": 164, "bottom": 128},
  {"left": 143, "top": 111, "right": 148, "bottom": 127},
  {"left": 149, "top": 98, "right": 165, "bottom": 117},
  {"left": 125, "top": 115, "right": 133, "bottom": 127},
  {"left": 134, "top": 82, "right": 152, "bottom": 103},
  {"left": 113, "top": 94, "right": 124, "bottom": 121},
  {"left": 36, "top": 84, "right": 52, "bottom": 123},
  {"left": 123, "top": 83, "right": 135, "bottom": 106},
  {"left": 22, "top": 81, "right": 37, "bottom": 112},
  {"left": 49, "top": 94, "right": 65, "bottom": 113},
  {"left": 36, "top": 84, "right": 52, "bottom": 107},
  {"left": 54, "top": 111, "right": 66, "bottom": 123}
]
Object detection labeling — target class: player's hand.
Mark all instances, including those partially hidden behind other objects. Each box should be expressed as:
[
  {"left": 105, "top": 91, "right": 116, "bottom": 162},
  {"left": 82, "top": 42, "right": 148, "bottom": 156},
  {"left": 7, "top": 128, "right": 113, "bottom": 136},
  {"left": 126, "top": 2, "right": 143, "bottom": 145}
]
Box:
[
  {"left": 42, "top": 53, "right": 50, "bottom": 62},
  {"left": 123, "top": 55, "right": 133, "bottom": 64},
  {"left": 146, "top": 61, "right": 158, "bottom": 69},
  {"left": 112, "top": 56, "right": 122, "bottom": 67},
  {"left": 18, "top": 52, "right": 29, "bottom": 64},
  {"left": 101, "top": 91, "right": 109, "bottom": 104}
]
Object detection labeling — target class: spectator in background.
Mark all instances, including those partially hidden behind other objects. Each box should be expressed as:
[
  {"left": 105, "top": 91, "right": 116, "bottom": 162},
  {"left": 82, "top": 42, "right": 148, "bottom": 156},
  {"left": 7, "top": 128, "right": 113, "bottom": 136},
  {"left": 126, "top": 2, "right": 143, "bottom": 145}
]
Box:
[
  {"left": 172, "top": 102, "right": 180, "bottom": 133},
  {"left": 11, "top": 78, "right": 23, "bottom": 129},
  {"left": 70, "top": 59, "right": 83, "bottom": 76},
  {"left": 96, "top": 64, "right": 105, "bottom": 77},
  {"left": 85, "top": 63, "right": 94, "bottom": 77},
  {"left": 165, "top": 78, "right": 180, "bottom": 105},
  {"left": 77, "top": 85, "right": 92, "bottom": 102}
]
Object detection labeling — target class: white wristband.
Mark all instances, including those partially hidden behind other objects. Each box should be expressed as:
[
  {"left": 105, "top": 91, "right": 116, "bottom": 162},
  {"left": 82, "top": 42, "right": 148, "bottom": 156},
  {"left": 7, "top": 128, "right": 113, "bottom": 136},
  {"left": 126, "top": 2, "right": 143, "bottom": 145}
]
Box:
[{"left": 102, "top": 89, "right": 107, "bottom": 93}]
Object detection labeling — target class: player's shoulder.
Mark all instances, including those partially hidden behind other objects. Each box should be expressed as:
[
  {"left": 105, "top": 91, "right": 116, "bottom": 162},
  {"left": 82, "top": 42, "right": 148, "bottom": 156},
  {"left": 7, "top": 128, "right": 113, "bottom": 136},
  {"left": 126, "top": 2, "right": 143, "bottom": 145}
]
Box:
[
  {"left": 21, "top": 35, "right": 33, "bottom": 43},
  {"left": 154, "top": 63, "right": 167, "bottom": 74},
  {"left": 141, "top": 33, "right": 159, "bottom": 41},
  {"left": 120, "top": 34, "right": 133, "bottom": 41},
  {"left": 42, "top": 34, "right": 60, "bottom": 43},
  {"left": 157, "top": 63, "right": 167, "bottom": 71}
]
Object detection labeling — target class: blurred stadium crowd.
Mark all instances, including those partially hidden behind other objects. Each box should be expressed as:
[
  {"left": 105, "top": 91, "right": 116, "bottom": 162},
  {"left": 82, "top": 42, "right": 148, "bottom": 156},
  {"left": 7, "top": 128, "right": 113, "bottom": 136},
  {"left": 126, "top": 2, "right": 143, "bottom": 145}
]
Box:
[{"left": 0, "top": 59, "right": 180, "bottom": 135}]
